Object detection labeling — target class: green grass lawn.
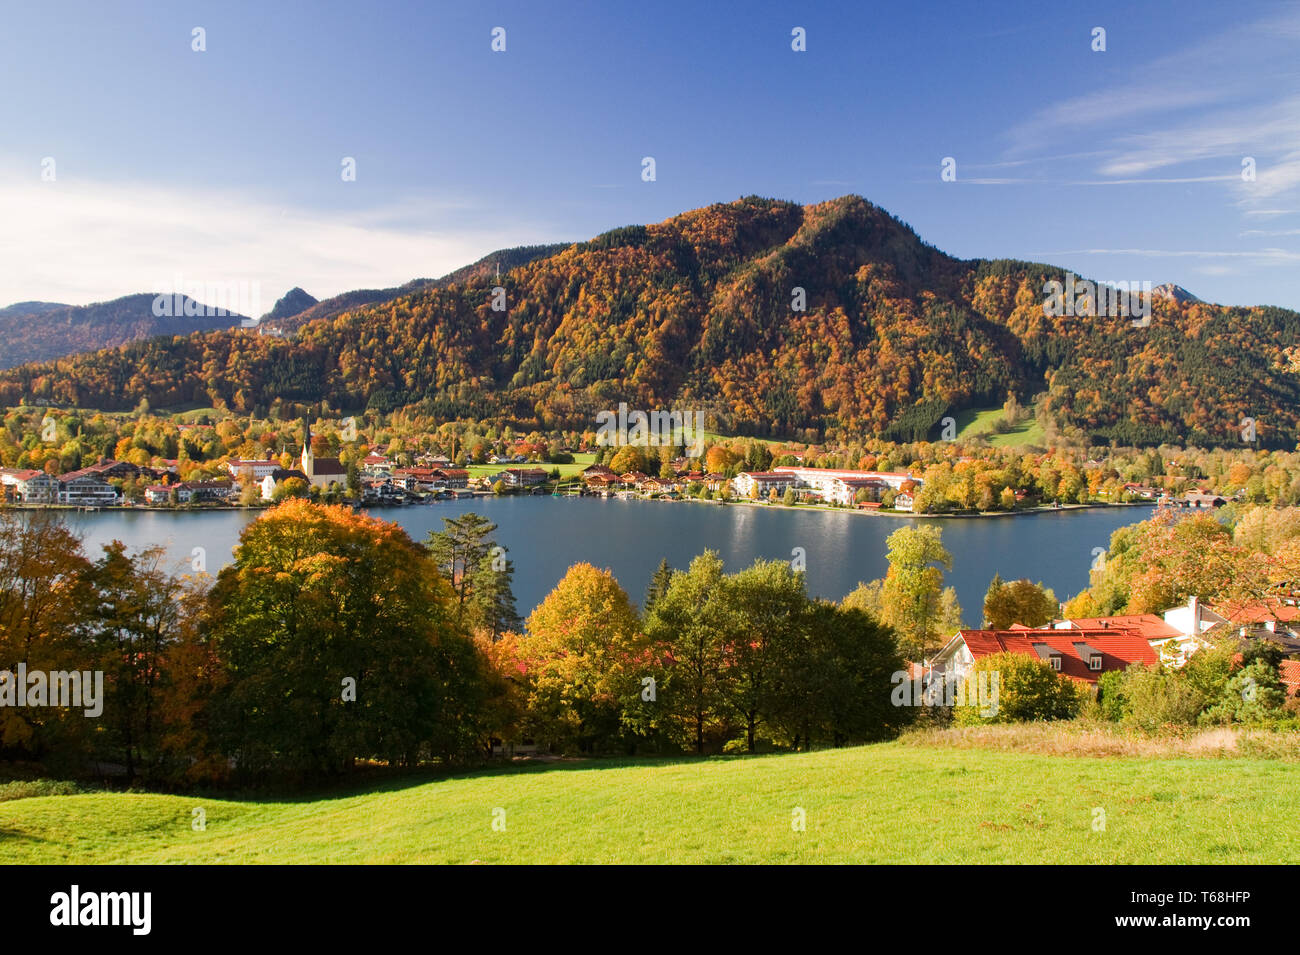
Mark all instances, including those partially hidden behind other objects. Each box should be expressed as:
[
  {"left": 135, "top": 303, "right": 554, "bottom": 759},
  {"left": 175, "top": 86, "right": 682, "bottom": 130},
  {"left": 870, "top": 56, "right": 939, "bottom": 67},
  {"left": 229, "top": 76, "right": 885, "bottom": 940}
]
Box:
[
  {"left": 464, "top": 452, "right": 596, "bottom": 482},
  {"left": 954, "top": 407, "right": 1046, "bottom": 448},
  {"left": 3, "top": 742, "right": 1296, "bottom": 864}
]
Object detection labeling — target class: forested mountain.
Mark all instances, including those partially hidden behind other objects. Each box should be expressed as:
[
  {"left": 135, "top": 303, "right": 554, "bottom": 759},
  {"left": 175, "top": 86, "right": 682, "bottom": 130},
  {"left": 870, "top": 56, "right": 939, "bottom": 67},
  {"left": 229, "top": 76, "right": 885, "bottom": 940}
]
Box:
[
  {"left": 3, "top": 195, "right": 1298, "bottom": 449},
  {"left": 0, "top": 293, "right": 249, "bottom": 370},
  {"left": 258, "top": 243, "right": 570, "bottom": 333},
  {"left": 260, "top": 287, "right": 318, "bottom": 323}
]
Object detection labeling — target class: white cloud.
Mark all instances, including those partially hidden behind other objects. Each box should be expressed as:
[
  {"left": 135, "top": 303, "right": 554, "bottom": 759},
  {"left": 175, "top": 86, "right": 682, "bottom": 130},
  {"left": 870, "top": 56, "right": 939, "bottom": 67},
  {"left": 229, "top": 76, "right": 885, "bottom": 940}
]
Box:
[{"left": 0, "top": 169, "right": 564, "bottom": 308}]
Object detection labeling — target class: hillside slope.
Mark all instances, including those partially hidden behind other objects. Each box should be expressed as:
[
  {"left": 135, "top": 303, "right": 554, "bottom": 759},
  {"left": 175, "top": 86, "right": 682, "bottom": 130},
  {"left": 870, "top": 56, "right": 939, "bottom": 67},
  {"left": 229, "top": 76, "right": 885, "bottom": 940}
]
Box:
[
  {"left": 258, "top": 243, "right": 571, "bottom": 333},
  {"left": 3, "top": 196, "right": 1298, "bottom": 448},
  {"left": 0, "top": 293, "right": 249, "bottom": 370},
  {"left": 0, "top": 743, "right": 1294, "bottom": 864}
]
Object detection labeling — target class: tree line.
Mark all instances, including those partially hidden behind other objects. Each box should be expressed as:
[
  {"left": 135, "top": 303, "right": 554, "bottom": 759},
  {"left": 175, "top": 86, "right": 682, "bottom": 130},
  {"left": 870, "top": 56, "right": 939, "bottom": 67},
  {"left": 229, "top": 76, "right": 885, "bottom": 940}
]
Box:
[{"left": 0, "top": 502, "right": 909, "bottom": 787}]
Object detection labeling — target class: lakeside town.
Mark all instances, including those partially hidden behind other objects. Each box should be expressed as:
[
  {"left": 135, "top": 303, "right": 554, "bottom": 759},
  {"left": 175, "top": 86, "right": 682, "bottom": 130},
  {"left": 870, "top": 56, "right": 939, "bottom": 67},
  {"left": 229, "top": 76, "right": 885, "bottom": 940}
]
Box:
[{"left": 0, "top": 414, "right": 1245, "bottom": 516}]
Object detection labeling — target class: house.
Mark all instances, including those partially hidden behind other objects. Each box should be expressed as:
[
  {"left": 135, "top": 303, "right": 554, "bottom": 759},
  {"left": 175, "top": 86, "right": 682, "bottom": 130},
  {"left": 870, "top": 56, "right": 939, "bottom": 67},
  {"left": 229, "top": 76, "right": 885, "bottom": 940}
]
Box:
[
  {"left": 57, "top": 468, "right": 118, "bottom": 506},
  {"left": 260, "top": 468, "right": 310, "bottom": 500},
  {"left": 929, "top": 628, "right": 1159, "bottom": 686},
  {"left": 360, "top": 454, "right": 392, "bottom": 473},
  {"left": 678, "top": 471, "right": 726, "bottom": 491},
  {"left": 433, "top": 468, "right": 469, "bottom": 489},
  {"left": 1206, "top": 597, "right": 1300, "bottom": 656},
  {"left": 1162, "top": 595, "right": 1228, "bottom": 641},
  {"left": 362, "top": 478, "right": 407, "bottom": 503},
  {"left": 182, "top": 479, "right": 234, "bottom": 503},
  {"left": 227, "top": 458, "right": 281, "bottom": 481},
  {"left": 893, "top": 492, "right": 915, "bottom": 512},
  {"left": 79, "top": 460, "right": 138, "bottom": 481},
  {"left": 1210, "top": 597, "right": 1300, "bottom": 636},
  {"left": 1280, "top": 660, "right": 1300, "bottom": 698},
  {"left": 502, "top": 467, "right": 550, "bottom": 488},
  {"left": 772, "top": 466, "right": 921, "bottom": 495},
  {"left": 732, "top": 471, "right": 800, "bottom": 499},
  {"left": 145, "top": 483, "right": 191, "bottom": 504},
  {"left": 0, "top": 468, "right": 59, "bottom": 503},
  {"left": 1051, "top": 612, "right": 1197, "bottom": 666},
  {"left": 1121, "top": 483, "right": 1160, "bottom": 500},
  {"left": 392, "top": 467, "right": 442, "bottom": 490},
  {"left": 1183, "top": 490, "right": 1227, "bottom": 509}
]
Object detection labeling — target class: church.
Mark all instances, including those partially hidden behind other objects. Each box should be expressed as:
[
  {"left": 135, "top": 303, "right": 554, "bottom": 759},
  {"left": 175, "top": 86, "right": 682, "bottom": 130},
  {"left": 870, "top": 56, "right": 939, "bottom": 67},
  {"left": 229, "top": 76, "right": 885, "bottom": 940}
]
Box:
[{"left": 300, "top": 419, "right": 347, "bottom": 489}]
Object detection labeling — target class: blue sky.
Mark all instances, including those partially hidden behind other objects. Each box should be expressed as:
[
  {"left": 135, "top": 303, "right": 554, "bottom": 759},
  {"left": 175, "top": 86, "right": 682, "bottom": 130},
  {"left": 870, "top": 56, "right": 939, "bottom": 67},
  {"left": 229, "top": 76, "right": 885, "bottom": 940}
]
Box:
[{"left": 2, "top": 0, "right": 1299, "bottom": 310}]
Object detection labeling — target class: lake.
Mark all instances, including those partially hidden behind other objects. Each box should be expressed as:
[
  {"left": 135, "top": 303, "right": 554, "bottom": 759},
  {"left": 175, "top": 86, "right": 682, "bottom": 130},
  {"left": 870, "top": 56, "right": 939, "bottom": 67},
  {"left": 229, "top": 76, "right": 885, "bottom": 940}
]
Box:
[{"left": 58, "top": 499, "right": 1155, "bottom": 624}]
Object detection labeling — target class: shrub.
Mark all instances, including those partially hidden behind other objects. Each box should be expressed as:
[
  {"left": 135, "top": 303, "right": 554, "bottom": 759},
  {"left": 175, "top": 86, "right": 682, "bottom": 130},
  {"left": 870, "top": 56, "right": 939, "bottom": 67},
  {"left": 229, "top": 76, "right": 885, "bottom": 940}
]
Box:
[
  {"left": 1119, "top": 666, "right": 1203, "bottom": 732},
  {"left": 954, "top": 652, "right": 1081, "bottom": 724}
]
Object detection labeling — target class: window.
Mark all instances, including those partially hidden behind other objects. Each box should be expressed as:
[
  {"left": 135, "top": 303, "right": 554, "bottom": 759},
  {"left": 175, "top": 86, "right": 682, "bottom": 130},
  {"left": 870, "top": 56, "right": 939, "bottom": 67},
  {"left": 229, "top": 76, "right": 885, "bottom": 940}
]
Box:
[
  {"left": 1050, "top": 656, "right": 1062, "bottom": 671},
  {"left": 1088, "top": 656, "right": 1102, "bottom": 671}
]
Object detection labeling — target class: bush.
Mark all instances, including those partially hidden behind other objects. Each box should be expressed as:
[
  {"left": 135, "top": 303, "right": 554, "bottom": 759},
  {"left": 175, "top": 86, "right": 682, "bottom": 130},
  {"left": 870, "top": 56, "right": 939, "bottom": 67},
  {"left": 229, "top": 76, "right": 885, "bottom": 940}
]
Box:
[
  {"left": 1120, "top": 666, "right": 1203, "bottom": 733},
  {"left": 1095, "top": 669, "right": 1126, "bottom": 721},
  {"left": 954, "top": 652, "right": 1081, "bottom": 724},
  {"left": 1200, "top": 659, "right": 1287, "bottom": 725},
  {"left": 0, "top": 779, "right": 85, "bottom": 802}
]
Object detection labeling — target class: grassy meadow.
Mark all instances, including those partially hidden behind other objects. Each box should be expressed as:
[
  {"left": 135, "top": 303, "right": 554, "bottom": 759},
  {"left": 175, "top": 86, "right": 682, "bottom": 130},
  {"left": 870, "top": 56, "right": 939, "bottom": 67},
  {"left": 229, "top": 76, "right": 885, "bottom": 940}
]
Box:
[
  {"left": 955, "top": 407, "right": 1047, "bottom": 448},
  {"left": 3, "top": 737, "right": 1297, "bottom": 864}
]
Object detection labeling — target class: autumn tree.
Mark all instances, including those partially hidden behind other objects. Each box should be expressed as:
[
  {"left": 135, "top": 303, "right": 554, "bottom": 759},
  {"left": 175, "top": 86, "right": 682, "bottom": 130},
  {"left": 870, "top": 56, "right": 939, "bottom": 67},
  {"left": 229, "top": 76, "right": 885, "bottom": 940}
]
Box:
[
  {"left": 727, "top": 559, "right": 808, "bottom": 752},
  {"left": 81, "top": 541, "right": 184, "bottom": 783},
  {"left": 0, "top": 511, "right": 91, "bottom": 765},
  {"left": 521, "top": 563, "right": 652, "bottom": 752},
  {"left": 207, "top": 500, "right": 487, "bottom": 778},
  {"left": 643, "top": 551, "right": 737, "bottom": 754},
  {"left": 879, "top": 526, "right": 959, "bottom": 661},
  {"left": 983, "top": 575, "right": 1060, "bottom": 629}
]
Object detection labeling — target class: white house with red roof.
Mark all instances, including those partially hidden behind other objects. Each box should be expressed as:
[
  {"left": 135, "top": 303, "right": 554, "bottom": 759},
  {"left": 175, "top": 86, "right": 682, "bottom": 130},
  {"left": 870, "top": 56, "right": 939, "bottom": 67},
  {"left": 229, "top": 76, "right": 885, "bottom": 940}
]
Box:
[
  {"left": 0, "top": 468, "right": 59, "bottom": 503},
  {"left": 929, "top": 628, "right": 1159, "bottom": 686},
  {"left": 1049, "top": 612, "right": 1204, "bottom": 667}
]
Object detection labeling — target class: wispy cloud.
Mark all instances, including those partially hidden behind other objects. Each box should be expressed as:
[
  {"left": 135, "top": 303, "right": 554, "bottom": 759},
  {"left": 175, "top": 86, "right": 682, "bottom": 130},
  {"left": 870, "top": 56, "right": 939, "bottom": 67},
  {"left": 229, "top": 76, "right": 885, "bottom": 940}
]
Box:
[
  {"left": 1029, "top": 247, "right": 1300, "bottom": 264},
  {"left": 1001, "top": 10, "right": 1300, "bottom": 211},
  {"left": 0, "top": 167, "right": 561, "bottom": 307}
]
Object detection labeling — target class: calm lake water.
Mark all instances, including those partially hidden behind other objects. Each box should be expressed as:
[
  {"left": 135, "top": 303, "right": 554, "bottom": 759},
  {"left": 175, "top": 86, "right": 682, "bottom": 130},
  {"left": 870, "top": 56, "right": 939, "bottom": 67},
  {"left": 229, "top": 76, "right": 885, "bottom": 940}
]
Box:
[{"left": 60, "top": 499, "right": 1156, "bottom": 623}]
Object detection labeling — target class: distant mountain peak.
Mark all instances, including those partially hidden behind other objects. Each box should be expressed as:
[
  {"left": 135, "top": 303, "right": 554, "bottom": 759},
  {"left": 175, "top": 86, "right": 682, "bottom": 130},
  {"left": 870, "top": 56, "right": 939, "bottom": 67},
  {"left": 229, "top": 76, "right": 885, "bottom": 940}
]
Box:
[
  {"left": 1151, "top": 283, "right": 1200, "bottom": 304},
  {"left": 261, "top": 287, "right": 319, "bottom": 322}
]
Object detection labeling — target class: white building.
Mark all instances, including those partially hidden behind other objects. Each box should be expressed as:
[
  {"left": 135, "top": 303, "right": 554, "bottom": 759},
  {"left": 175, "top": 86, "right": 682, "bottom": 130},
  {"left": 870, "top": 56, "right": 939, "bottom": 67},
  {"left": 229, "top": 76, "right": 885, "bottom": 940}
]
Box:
[{"left": 227, "top": 459, "right": 281, "bottom": 481}]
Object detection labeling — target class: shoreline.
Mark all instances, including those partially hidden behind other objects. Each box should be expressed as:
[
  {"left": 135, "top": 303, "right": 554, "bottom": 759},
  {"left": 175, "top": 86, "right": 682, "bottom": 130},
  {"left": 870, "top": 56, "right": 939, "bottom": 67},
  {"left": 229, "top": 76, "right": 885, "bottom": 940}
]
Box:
[{"left": 8, "top": 496, "right": 1159, "bottom": 519}]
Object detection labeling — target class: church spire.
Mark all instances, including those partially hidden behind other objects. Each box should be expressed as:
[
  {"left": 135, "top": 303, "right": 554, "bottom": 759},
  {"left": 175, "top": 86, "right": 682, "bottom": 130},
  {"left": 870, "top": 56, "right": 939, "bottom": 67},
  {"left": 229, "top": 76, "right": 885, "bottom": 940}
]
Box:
[{"left": 301, "top": 416, "right": 313, "bottom": 478}]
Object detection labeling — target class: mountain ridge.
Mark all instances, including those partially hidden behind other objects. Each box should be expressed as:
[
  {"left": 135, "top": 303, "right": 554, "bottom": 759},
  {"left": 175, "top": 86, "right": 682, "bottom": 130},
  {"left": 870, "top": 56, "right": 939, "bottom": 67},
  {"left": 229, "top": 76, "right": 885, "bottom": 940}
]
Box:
[{"left": 2, "top": 195, "right": 1296, "bottom": 449}]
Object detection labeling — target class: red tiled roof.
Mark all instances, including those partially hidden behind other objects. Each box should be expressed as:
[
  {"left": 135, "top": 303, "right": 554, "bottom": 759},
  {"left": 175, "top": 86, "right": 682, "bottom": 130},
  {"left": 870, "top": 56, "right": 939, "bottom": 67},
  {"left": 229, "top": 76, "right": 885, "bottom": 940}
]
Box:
[
  {"left": 1058, "top": 614, "right": 1181, "bottom": 641},
  {"left": 1212, "top": 598, "right": 1300, "bottom": 625},
  {"left": 955, "top": 628, "right": 1158, "bottom": 683},
  {"left": 1280, "top": 660, "right": 1300, "bottom": 697}
]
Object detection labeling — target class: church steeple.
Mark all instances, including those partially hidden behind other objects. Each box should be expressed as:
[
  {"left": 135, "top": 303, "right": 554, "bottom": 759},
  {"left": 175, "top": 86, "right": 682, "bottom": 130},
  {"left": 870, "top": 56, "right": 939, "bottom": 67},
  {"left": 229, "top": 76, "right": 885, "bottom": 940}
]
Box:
[{"left": 301, "top": 417, "right": 313, "bottom": 478}]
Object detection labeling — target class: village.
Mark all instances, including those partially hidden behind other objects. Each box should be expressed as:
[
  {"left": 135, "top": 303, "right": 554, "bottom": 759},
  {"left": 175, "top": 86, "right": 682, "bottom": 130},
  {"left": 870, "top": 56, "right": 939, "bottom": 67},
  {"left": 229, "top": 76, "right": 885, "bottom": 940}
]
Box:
[
  {"left": 919, "top": 593, "right": 1300, "bottom": 705},
  {"left": 0, "top": 433, "right": 1242, "bottom": 514}
]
